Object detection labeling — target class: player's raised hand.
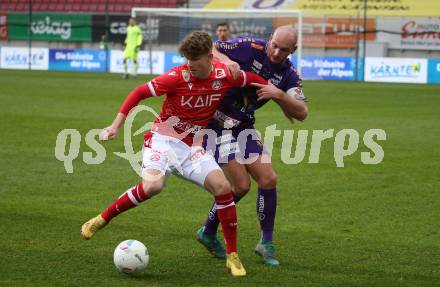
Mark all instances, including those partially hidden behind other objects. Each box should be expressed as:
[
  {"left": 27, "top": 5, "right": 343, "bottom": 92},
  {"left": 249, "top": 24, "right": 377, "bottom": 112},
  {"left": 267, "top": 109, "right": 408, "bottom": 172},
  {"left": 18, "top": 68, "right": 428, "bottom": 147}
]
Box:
[
  {"left": 226, "top": 61, "right": 241, "bottom": 80},
  {"left": 99, "top": 126, "right": 118, "bottom": 141},
  {"left": 251, "top": 81, "right": 283, "bottom": 101}
]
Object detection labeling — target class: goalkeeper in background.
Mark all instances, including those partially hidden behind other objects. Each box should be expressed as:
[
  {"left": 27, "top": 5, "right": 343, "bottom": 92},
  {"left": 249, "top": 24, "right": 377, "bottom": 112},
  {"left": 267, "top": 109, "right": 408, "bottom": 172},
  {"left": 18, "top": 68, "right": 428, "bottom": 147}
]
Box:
[{"left": 123, "top": 17, "right": 143, "bottom": 79}]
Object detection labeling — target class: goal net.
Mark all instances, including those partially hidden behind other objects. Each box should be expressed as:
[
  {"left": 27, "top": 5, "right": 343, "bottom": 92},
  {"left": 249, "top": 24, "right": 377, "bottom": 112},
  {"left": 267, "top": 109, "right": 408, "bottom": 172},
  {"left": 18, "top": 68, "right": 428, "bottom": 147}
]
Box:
[{"left": 131, "top": 8, "right": 304, "bottom": 75}]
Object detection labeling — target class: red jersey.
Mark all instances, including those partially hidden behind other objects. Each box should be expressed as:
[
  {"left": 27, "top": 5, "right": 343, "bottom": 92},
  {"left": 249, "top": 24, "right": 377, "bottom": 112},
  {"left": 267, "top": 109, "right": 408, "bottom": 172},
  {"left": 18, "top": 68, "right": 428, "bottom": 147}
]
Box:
[{"left": 120, "top": 60, "right": 267, "bottom": 145}]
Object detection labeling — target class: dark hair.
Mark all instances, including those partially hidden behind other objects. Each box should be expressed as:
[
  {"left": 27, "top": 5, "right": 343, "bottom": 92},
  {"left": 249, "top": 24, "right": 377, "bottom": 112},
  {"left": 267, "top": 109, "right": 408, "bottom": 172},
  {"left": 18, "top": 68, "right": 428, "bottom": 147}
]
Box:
[
  {"left": 178, "top": 31, "right": 213, "bottom": 60},
  {"left": 216, "top": 22, "right": 229, "bottom": 29}
]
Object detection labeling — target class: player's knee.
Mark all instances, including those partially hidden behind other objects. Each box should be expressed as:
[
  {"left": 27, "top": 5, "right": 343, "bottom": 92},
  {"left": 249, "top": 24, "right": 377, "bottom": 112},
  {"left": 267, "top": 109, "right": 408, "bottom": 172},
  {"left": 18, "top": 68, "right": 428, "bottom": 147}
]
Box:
[
  {"left": 213, "top": 179, "right": 232, "bottom": 196},
  {"left": 233, "top": 180, "right": 250, "bottom": 197},
  {"left": 257, "top": 172, "right": 277, "bottom": 189},
  {"left": 142, "top": 181, "right": 163, "bottom": 198}
]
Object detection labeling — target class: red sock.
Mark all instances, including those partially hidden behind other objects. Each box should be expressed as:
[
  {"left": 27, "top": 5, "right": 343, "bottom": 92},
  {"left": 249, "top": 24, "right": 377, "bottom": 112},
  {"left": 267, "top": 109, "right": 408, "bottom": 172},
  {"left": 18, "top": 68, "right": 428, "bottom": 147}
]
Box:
[
  {"left": 101, "top": 183, "right": 149, "bottom": 222},
  {"left": 215, "top": 192, "right": 237, "bottom": 254}
]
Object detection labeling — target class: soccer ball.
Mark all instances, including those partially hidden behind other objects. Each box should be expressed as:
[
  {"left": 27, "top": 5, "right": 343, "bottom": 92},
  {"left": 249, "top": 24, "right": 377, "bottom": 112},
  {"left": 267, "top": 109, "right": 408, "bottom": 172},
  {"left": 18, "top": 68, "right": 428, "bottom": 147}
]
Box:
[{"left": 113, "top": 240, "right": 149, "bottom": 274}]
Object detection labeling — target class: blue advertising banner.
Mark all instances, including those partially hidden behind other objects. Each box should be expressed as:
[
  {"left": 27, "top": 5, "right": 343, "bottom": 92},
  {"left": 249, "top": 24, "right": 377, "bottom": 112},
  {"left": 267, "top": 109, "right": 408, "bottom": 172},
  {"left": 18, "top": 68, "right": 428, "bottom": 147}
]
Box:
[
  {"left": 163, "top": 53, "right": 362, "bottom": 81},
  {"left": 164, "top": 51, "right": 185, "bottom": 72},
  {"left": 428, "top": 59, "right": 440, "bottom": 84},
  {"left": 358, "top": 58, "right": 364, "bottom": 81},
  {"left": 291, "top": 56, "right": 360, "bottom": 81},
  {"left": 49, "top": 49, "right": 107, "bottom": 72}
]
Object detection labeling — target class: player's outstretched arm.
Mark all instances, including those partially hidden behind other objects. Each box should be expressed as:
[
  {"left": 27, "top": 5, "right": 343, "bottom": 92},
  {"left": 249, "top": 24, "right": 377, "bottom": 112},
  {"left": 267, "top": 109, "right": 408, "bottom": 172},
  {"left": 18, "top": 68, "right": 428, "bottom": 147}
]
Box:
[{"left": 100, "top": 84, "right": 151, "bottom": 141}]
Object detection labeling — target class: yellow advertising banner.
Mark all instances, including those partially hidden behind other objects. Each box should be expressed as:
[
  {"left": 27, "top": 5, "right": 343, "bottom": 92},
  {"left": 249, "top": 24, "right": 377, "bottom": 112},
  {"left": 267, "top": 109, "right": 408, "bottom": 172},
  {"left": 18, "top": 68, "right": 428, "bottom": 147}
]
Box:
[
  {"left": 287, "top": 0, "right": 440, "bottom": 17},
  {"left": 204, "top": 0, "right": 242, "bottom": 9},
  {"left": 205, "top": 0, "right": 440, "bottom": 17}
]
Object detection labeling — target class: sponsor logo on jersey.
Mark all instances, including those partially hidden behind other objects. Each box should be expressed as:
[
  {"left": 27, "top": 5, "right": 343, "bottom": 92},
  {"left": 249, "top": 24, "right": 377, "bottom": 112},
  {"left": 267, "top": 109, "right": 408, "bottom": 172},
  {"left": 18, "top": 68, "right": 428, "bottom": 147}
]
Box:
[
  {"left": 215, "top": 68, "right": 226, "bottom": 79},
  {"left": 252, "top": 60, "right": 263, "bottom": 71},
  {"left": 251, "top": 66, "right": 261, "bottom": 74},
  {"left": 217, "top": 42, "right": 239, "bottom": 50},
  {"left": 182, "top": 69, "right": 190, "bottom": 82},
  {"left": 168, "top": 71, "right": 176, "bottom": 76},
  {"left": 251, "top": 60, "right": 263, "bottom": 74},
  {"left": 180, "top": 94, "right": 222, "bottom": 108},
  {"left": 270, "top": 77, "right": 281, "bottom": 86},
  {"left": 270, "top": 73, "right": 283, "bottom": 86},
  {"left": 211, "top": 80, "right": 221, "bottom": 90}
]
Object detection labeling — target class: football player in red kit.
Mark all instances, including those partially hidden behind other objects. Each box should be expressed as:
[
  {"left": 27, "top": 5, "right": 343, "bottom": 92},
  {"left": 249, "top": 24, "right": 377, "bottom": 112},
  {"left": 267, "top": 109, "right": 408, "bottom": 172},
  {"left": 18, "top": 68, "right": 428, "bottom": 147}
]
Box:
[{"left": 80, "top": 31, "right": 267, "bottom": 277}]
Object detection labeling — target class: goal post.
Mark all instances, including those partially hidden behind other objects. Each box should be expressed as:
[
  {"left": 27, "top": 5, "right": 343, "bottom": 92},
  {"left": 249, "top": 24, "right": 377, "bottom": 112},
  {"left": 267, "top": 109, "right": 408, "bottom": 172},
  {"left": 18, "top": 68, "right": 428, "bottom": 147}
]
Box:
[{"left": 131, "top": 7, "right": 303, "bottom": 75}]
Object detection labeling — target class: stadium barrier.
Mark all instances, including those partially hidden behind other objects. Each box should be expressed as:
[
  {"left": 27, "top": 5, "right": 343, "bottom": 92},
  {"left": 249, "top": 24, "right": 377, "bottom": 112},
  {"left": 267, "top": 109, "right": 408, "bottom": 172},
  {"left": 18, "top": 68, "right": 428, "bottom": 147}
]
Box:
[
  {"left": 428, "top": 59, "right": 440, "bottom": 84},
  {"left": 0, "top": 47, "right": 49, "bottom": 70},
  {"left": 364, "top": 57, "right": 428, "bottom": 84},
  {"left": 0, "top": 46, "right": 439, "bottom": 84},
  {"left": 290, "top": 56, "right": 364, "bottom": 81},
  {"left": 108, "top": 50, "right": 164, "bottom": 74},
  {"left": 49, "top": 49, "right": 107, "bottom": 72}
]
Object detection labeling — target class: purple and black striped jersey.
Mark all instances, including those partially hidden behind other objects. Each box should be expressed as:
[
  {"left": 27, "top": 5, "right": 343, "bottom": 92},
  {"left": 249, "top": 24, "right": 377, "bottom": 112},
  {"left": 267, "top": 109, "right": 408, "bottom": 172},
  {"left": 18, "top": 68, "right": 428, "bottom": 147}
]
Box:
[{"left": 212, "top": 36, "right": 305, "bottom": 129}]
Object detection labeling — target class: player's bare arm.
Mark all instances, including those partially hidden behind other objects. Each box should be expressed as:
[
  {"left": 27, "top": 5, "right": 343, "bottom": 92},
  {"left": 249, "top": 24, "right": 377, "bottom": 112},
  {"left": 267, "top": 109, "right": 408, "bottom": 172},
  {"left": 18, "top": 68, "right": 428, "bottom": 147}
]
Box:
[
  {"left": 100, "top": 83, "right": 150, "bottom": 141},
  {"left": 252, "top": 82, "right": 308, "bottom": 121}
]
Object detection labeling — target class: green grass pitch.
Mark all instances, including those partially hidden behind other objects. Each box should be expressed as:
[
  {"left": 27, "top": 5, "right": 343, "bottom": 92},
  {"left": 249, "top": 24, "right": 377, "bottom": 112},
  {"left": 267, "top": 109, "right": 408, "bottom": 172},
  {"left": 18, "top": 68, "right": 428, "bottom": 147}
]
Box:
[{"left": 0, "top": 70, "right": 439, "bottom": 287}]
